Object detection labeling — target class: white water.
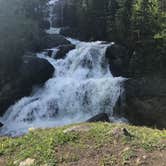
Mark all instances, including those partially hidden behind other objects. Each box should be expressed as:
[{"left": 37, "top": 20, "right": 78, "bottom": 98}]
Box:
[
  {"left": 45, "top": 0, "right": 61, "bottom": 34},
  {"left": 0, "top": 0, "right": 126, "bottom": 136},
  {"left": 0, "top": 40, "right": 125, "bottom": 136}
]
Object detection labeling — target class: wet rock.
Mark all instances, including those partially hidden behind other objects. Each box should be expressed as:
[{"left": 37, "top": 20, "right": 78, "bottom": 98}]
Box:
[
  {"left": 60, "top": 27, "right": 78, "bottom": 38},
  {"left": 55, "top": 44, "right": 75, "bottom": 59},
  {"left": 44, "top": 34, "right": 70, "bottom": 49},
  {"left": 105, "top": 44, "right": 129, "bottom": 77},
  {"left": 47, "top": 50, "right": 53, "bottom": 57},
  {"left": 0, "top": 122, "right": 3, "bottom": 128},
  {"left": 0, "top": 56, "right": 54, "bottom": 116},
  {"left": 20, "top": 56, "right": 54, "bottom": 85},
  {"left": 87, "top": 113, "right": 110, "bottom": 123}
]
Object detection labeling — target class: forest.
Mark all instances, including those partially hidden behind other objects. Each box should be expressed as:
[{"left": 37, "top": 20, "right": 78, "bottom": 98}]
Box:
[
  {"left": 0, "top": 0, "right": 166, "bottom": 165},
  {"left": 62, "top": 0, "right": 166, "bottom": 76},
  {"left": 0, "top": 0, "right": 165, "bottom": 78}
]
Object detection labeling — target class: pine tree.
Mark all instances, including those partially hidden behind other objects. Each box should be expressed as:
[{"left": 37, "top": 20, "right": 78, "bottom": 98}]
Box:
[{"left": 132, "top": 0, "right": 159, "bottom": 41}]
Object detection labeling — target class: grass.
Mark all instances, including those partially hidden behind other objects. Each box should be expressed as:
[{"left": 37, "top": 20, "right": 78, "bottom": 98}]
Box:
[
  {"left": 0, "top": 123, "right": 166, "bottom": 166},
  {"left": 0, "top": 128, "right": 79, "bottom": 165}
]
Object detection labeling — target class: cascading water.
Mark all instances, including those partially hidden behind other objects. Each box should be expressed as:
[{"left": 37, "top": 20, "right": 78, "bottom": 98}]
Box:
[
  {"left": 0, "top": 39, "right": 125, "bottom": 136},
  {"left": 45, "top": 0, "right": 61, "bottom": 34},
  {"left": 0, "top": 0, "right": 126, "bottom": 137}
]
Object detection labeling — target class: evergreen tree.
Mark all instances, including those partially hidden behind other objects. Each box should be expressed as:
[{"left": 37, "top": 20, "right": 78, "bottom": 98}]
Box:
[{"left": 132, "top": 0, "right": 159, "bottom": 40}]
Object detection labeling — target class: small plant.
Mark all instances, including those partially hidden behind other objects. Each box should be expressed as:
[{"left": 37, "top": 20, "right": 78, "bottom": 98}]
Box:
[
  {"left": 122, "top": 149, "right": 135, "bottom": 161},
  {"left": 100, "top": 155, "right": 117, "bottom": 166}
]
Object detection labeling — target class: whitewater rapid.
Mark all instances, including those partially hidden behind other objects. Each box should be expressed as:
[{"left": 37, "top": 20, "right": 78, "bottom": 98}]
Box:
[
  {"left": 45, "top": 0, "right": 61, "bottom": 34},
  {"left": 0, "top": 0, "right": 126, "bottom": 136},
  {"left": 0, "top": 39, "right": 125, "bottom": 136}
]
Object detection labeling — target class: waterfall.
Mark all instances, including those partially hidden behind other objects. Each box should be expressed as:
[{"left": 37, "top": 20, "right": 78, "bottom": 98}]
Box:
[
  {"left": 45, "top": 0, "right": 61, "bottom": 34},
  {"left": 0, "top": 40, "right": 125, "bottom": 136},
  {"left": 0, "top": 1, "right": 126, "bottom": 137}
]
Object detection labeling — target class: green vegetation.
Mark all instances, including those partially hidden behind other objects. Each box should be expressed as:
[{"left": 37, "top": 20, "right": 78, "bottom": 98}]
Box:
[
  {"left": 64, "top": 0, "right": 166, "bottom": 76},
  {"left": 0, "top": 0, "right": 165, "bottom": 77},
  {"left": 64, "top": 0, "right": 166, "bottom": 41},
  {"left": 0, "top": 127, "right": 79, "bottom": 165},
  {"left": 0, "top": 123, "right": 166, "bottom": 165}
]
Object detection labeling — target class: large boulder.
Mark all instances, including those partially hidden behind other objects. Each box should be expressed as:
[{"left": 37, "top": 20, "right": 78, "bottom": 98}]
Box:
[
  {"left": 55, "top": 44, "right": 75, "bottom": 59},
  {"left": 60, "top": 27, "right": 78, "bottom": 38},
  {"left": 20, "top": 56, "right": 54, "bottom": 85},
  {"left": 0, "top": 56, "right": 54, "bottom": 116},
  {"left": 0, "top": 122, "right": 3, "bottom": 128},
  {"left": 44, "top": 34, "right": 70, "bottom": 49},
  {"left": 105, "top": 44, "right": 129, "bottom": 77},
  {"left": 87, "top": 113, "right": 110, "bottom": 123},
  {"left": 123, "top": 78, "right": 166, "bottom": 128}
]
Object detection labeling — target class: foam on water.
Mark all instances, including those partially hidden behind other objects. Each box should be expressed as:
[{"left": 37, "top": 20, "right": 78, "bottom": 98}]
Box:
[
  {"left": 0, "top": 40, "right": 125, "bottom": 136},
  {"left": 46, "top": 27, "right": 61, "bottom": 35},
  {"left": 45, "top": 0, "right": 61, "bottom": 34}
]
